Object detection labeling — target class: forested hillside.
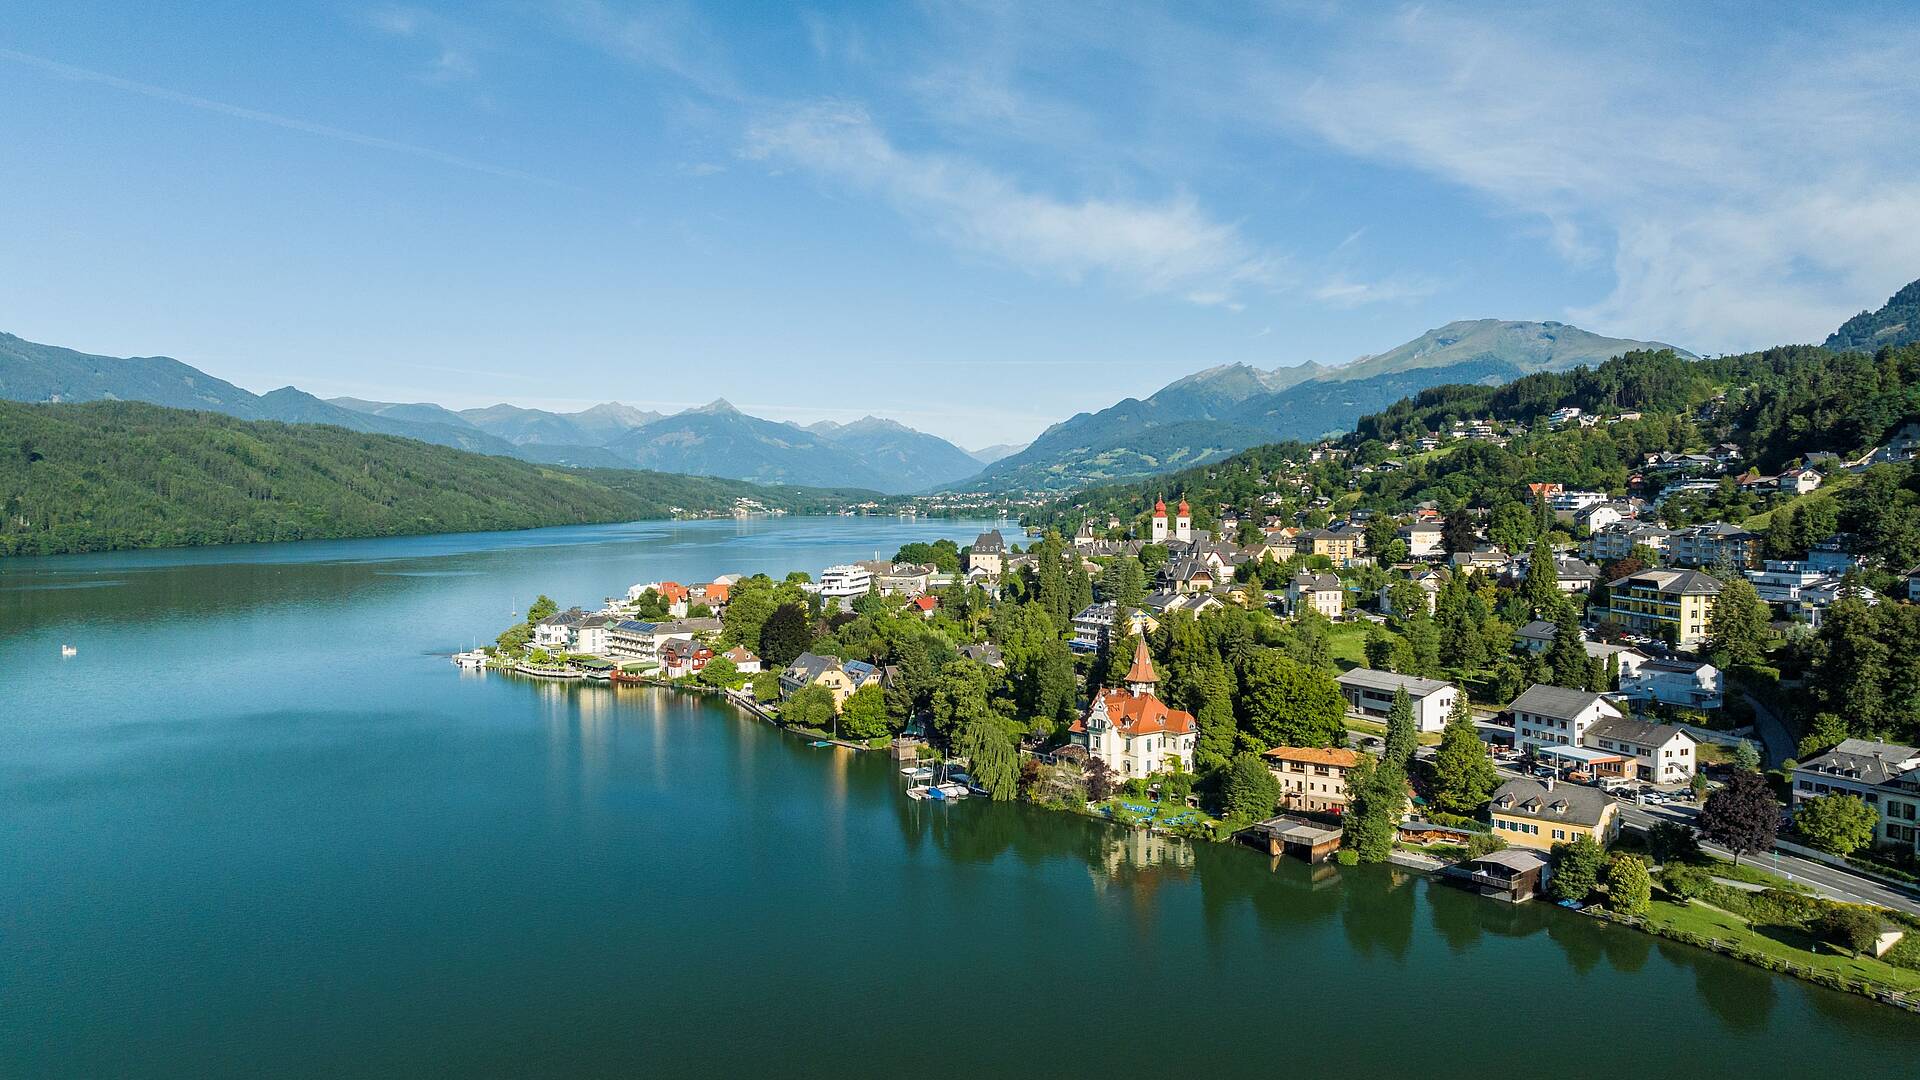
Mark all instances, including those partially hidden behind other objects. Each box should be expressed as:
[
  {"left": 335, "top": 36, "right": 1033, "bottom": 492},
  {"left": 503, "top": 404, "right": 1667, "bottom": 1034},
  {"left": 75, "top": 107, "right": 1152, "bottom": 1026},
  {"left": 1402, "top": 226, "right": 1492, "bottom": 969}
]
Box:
[
  {"left": 1034, "top": 343, "right": 1920, "bottom": 571},
  {"left": 0, "top": 401, "right": 862, "bottom": 556}
]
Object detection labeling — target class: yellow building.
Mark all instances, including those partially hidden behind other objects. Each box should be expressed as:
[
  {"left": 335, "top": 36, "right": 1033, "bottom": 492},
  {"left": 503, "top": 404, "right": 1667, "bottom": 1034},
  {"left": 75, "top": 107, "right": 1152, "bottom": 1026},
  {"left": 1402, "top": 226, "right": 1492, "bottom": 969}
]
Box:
[
  {"left": 1604, "top": 568, "right": 1721, "bottom": 646},
  {"left": 1487, "top": 779, "right": 1620, "bottom": 851}
]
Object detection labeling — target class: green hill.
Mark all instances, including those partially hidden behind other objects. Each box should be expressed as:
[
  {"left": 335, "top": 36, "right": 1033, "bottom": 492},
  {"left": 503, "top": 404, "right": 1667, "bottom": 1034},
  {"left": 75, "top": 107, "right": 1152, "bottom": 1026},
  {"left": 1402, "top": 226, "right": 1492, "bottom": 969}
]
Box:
[
  {"left": 0, "top": 400, "right": 865, "bottom": 557},
  {"left": 1827, "top": 278, "right": 1920, "bottom": 352}
]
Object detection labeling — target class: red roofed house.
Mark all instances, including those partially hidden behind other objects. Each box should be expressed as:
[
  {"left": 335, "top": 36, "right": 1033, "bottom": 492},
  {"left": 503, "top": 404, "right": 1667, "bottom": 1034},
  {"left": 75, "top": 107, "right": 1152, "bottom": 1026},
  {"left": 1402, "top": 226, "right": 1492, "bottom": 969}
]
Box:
[
  {"left": 1068, "top": 639, "right": 1196, "bottom": 777},
  {"left": 913, "top": 595, "right": 938, "bottom": 617},
  {"left": 656, "top": 582, "right": 691, "bottom": 616}
]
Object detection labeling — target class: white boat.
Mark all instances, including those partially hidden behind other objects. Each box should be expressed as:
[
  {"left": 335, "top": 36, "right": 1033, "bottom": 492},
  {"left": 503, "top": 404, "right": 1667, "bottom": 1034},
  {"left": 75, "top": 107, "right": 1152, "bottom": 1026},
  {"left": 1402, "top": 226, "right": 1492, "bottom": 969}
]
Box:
[
  {"left": 452, "top": 649, "right": 489, "bottom": 669},
  {"left": 60, "top": 644, "right": 77, "bottom": 657}
]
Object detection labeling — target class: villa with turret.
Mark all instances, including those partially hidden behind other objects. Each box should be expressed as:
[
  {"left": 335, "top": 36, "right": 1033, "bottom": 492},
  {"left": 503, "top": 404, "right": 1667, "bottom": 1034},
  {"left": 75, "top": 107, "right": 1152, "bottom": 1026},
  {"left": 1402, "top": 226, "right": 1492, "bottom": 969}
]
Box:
[{"left": 1069, "top": 639, "right": 1197, "bottom": 778}]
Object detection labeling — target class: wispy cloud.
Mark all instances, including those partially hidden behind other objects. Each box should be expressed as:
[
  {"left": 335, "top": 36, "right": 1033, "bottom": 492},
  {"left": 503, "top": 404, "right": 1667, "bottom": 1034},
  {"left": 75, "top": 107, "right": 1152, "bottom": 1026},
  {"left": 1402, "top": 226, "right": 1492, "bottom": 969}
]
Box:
[
  {"left": 742, "top": 100, "right": 1275, "bottom": 304},
  {"left": 0, "top": 47, "right": 572, "bottom": 190},
  {"left": 1247, "top": 5, "right": 1920, "bottom": 347},
  {"left": 363, "top": 6, "right": 485, "bottom": 85}
]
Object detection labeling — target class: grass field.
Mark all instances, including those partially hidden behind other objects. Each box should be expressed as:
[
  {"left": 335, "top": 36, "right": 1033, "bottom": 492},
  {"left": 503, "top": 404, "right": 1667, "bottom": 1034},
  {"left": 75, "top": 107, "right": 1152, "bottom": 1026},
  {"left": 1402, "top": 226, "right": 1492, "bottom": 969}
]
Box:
[
  {"left": 1743, "top": 471, "right": 1856, "bottom": 530},
  {"left": 1640, "top": 899, "right": 1920, "bottom": 993}
]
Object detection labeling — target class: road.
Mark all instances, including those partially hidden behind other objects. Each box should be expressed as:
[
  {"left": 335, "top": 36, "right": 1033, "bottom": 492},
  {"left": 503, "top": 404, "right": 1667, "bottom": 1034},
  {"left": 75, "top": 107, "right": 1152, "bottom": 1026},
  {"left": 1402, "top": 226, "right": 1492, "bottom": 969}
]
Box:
[{"left": 1490, "top": 760, "right": 1920, "bottom": 914}]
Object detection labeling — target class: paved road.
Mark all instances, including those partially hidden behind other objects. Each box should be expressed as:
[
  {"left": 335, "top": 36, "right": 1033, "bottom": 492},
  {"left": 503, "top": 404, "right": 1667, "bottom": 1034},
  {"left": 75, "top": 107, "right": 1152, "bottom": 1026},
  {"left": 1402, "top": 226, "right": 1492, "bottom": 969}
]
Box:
[
  {"left": 1615, "top": 802, "right": 1920, "bottom": 914},
  {"left": 1741, "top": 688, "right": 1795, "bottom": 768}
]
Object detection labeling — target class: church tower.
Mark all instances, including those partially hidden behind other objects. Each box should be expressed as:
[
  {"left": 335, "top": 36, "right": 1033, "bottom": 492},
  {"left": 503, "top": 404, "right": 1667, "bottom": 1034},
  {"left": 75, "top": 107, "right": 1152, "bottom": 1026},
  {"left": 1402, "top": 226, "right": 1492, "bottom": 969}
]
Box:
[
  {"left": 1175, "top": 498, "right": 1192, "bottom": 543},
  {"left": 1151, "top": 499, "right": 1168, "bottom": 544}
]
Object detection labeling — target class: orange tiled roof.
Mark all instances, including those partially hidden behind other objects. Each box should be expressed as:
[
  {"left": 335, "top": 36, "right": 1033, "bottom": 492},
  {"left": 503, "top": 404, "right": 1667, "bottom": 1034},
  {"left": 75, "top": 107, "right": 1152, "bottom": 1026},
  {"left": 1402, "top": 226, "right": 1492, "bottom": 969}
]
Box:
[
  {"left": 1123, "top": 639, "right": 1158, "bottom": 685},
  {"left": 1262, "top": 746, "right": 1360, "bottom": 768},
  {"left": 1093, "top": 688, "right": 1195, "bottom": 736}
]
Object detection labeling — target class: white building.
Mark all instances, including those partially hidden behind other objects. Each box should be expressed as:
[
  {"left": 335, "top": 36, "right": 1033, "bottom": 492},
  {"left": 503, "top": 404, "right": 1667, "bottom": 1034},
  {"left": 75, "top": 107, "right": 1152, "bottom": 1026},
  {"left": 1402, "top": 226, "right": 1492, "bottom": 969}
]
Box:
[
  {"left": 1583, "top": 717, "right": 1699, "bottom": 785},
  {"left": 1620, "top": 658, "right": 1724, "bottom": 711},
  {"left": 818, "top": 563, "right": 874, "bottom": 600},
  {"left": 1510, "top": 684, "right": 1626, "bottom": 755},
  {"left": 1334, "top": 669, "right": 1460, "bottom": 733},
  {"left": 1287, "top": 572, "right": 1344, "bottom": 618},
  {"left": 1068, "top": 641, "right": 1197, "bottom": 778},
  {"left": 1401, "top": 521, "right": 1446, "bottom": 558}
]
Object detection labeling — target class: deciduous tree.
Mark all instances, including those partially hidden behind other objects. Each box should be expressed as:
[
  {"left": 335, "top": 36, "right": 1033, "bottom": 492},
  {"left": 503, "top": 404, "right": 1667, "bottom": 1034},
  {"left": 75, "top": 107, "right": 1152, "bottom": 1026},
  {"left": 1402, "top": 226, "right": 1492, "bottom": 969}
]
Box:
[
  {"left": 1794, "top": 793, "right": 1878, "bottom": 857},
  {"left": 1698, "top": 769, "right": 1780, "bottom": 865}
]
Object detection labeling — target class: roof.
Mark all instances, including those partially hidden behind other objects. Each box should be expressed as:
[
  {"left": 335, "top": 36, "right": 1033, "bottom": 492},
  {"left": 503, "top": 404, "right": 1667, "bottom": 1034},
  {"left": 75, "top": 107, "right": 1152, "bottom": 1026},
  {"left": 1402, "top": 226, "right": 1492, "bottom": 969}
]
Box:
[
  {"left": 1797, "top": 739, "right": 1920, "bottom": 786},
  {"left": 1334, "top": 668, "right": 1453, "bottom": 699},
  {"left": 1509, "top": 683, "right": 1614, "bottom": 721},
  {"left": 1516, "top": 619, "right": 1557, "bottom": 641},
  {"left": 1123, "top": 639, "right": 1159, "bottom": 685},
  {"left": 783, "top": 651, "right": 843, "bottom": 681},
  {"left": 1586, "top": 715, "right": 1693, "bottom": 748},
  {"left": 1489, "top": 779, "right": 1615, "bottom": 828},
  {"left": 1470, "top": 848, "right": 1551, "bottom": 873},
  {"left": 1262, "top": 746, "right": 1361, "bottom": 768},
  {"left": 1075, "top": 688, "right": 1195, "bottom": 737},
  {"left": 1291, "top": 571, "right": 1342, "bottom": 591},
  {"left": 1639, "top": 657, "right": 1716, "bottom": 676},
  {"left": 973, "top": 529, "right": 1005, "bottom": 553},
  {"left": 721, "top": 645, "right": 759, "bottom": 663},
  {"left": 1608, "top": 568, "right": 1724, "bottom": 596}
]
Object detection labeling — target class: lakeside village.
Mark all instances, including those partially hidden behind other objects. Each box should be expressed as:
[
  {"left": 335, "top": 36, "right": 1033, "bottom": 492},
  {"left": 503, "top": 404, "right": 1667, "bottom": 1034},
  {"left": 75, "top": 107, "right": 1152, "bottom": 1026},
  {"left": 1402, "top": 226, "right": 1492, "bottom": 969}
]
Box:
[{"left": 471, "top": 424, "right": 1920, "bottom": 1010}]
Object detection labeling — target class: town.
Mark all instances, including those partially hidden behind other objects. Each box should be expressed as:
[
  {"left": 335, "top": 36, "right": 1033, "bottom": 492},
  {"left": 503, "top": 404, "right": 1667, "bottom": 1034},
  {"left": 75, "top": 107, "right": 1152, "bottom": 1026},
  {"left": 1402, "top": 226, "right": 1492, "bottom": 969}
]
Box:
[{"left": 482, "top": 397, "right": 1920, "bottom": 1010}]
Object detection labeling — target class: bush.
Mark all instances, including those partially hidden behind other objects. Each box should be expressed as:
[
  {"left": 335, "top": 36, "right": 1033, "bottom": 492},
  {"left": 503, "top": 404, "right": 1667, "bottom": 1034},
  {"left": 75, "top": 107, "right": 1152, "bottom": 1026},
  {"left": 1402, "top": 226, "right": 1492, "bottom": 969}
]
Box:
[
  {"left": 1335, "top": 849, "right": 1360, "bottom": 866},
  {"left": 1549, "top": 835, "right": 1606, "bottom": 902},
  {"left": 1606, "top": 854, "right": 1653, "bottom": 917},
  {"left": 1660, "top": 864, "right": 1712, "bottom": 905},
  {"left": 1819, "top": 906, "right": 1884, "bottom": 957},
  {"left": 1466, "top": 832, "right": 1509, "bottom": 859}
]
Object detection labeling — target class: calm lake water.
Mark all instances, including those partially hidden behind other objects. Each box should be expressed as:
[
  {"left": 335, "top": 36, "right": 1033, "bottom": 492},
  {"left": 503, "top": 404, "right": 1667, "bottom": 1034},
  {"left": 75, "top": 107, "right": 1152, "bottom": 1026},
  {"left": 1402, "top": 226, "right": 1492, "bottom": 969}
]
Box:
[{"left": 4, "top": 515, "right": 1919, "bottom": 1077}]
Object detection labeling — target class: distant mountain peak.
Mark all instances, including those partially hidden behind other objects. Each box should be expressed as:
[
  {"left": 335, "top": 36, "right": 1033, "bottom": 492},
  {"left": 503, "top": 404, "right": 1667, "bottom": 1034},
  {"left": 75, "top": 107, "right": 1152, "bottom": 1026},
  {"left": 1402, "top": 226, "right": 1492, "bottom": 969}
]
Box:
[{"left": 691, "top": 398, "right": 738, "bottom": 415}]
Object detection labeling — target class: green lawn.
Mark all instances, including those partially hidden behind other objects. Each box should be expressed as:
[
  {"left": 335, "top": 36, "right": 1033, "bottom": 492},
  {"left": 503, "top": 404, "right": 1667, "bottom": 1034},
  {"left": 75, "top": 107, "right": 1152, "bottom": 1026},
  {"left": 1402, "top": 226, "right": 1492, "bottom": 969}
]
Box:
[
  {"left": 1743, "top": 471, "right": 1857, "bottom": 530},
  {"left": 1326, "top": 623, "right": 1373, "bottom": 669},
  {"left": 1344, "top": 715, "right": 1442, "bottom": 745},
  {"left": 1641, "top": 899, "right": 1920, "bottom": 993}
]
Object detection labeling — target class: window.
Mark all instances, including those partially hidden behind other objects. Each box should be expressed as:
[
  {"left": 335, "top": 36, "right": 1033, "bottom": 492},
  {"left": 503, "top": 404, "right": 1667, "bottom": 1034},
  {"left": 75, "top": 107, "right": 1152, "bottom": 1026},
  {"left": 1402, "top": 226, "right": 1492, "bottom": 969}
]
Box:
[{"left": 1553, "top": 829, "right": 1565, "bottom": 840}]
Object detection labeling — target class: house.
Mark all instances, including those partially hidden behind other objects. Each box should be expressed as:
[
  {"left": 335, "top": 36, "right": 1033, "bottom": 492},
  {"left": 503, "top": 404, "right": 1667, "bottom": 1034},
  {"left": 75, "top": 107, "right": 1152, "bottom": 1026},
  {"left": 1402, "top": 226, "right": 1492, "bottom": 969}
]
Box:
[
  {"left": 1507, "top": 552, "right": 1602, "bottom": 593},
  {"left": 877, "top": 563, "right": 937, "bottom": 596},
  {"left": 1513, "top": 619, "right": 1559, "bottom": 654},
  {"left": 533, "top": 607, "right": 589, "bottom": 649},
  {"left": 1509, "top": 684, "right": 1625, "bottom": 755},
  {"left": 1667, "top": 523, "right": 1760, "bottom": 571},
  {"left": 1793, "top": 740, "right": 1920, "bottom": 853},
  {"left": 1261, "top": 747, "right": 1362, "bottom": 813},
  {"left": 1908, "top": 567, "right": 1920, "bottom": 603},
  {"left": 1070, "top": 602, "right": 1158, "bottom": 652},
  {"left": 1549, "top": 490, "right": 1608, "bottom": 513},
  {"left": 1745, "top": 561, "right": 1838, "bottom": 606},
  {"left": 1286, "top": 572, "right": 1344, "bottom": 618},
  {"left": 1069, "top": 640, "right": 1196, "bottom": 778},
  {"left": 912, "top": 595, "right": 939, "bottom": 617},
  {"left": 660, "top": 638, "right": 715, "bottom": 679},
  {"left": 1445, "top": 848, "right": 1554, "bottom": 902},
  {"left": 1334, "top": 669, "right": 1460, "bottom": 733},
  {"left": 1585, "top": 641, "right": 1649, "bottom": 686},
  {"left": 818, "top": 564, "right": 874, "bottom": 600},
  {"left": 1620, "top": 657, "right": 1724, "bottom": 711},
  {"left": 607, "top": 620, "right": 698, "bottom": 666},
  {"left": 1576, "top": 502, "right": 1629, "bottom": 534},
  {"left": 1548, "top": 406, "right": 1584, "bottom": 427},
  {"left": 1304, "top": 523, "right": 1367, "bottom": 566},
  {"left": 967, "top": 530, "right": 1006, "bottom": 576},
  {"left": 1587, "top": 521, "right": 1672, "bottom": 562},
  {"left": 1378, "top": 568, "right": 1444, "bottom": 615},
  {"left": 779, "top": 651, "right": 857, "bottom": 707},
  {"left": 1604, "top": 568, "right": 1722, "bottom": 646},
  {"left": 1163, "top": 557, "right": 1216, "bottom": 595},
  {"left": 960, "top": 642, "right": 1005, "bottom": 669},
  {"left": 720, "top": 645, "right": 761, "bottom": 674},
  {"left": 1449, "top": 545, "right": 1511, "bottom": 572},
  {"left": 1583, "top": 716, "right": 1698, "bottom": 785},
  {"left": 1778, "top": 467, "right": 1823, "bottom": 495},
  {"left": 1250, "top": 815, "right": 1346, "bottom": 863},
  {"left": 1400, "top": 521, "right": 1446, "bottom": 558},
  {"left": 1488, "top": 778, "right": 1621, "bottom": 851},
  {"left": 575, "top": 615, "right": 614, "bottom": 655}
]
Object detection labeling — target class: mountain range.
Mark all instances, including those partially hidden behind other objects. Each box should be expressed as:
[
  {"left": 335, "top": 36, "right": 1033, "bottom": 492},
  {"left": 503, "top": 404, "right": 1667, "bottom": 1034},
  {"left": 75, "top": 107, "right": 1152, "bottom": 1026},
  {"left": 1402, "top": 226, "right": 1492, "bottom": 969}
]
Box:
[
  {"left": 965, "top": 320, "right": 1692, "bottom": 491},
  {"left": 1827, "top": 279, "right": 1920, "bottom": 353},
  {"left": 0, "top": 332, "right": 984, "bottom": 493},
  {"left": 0, "top": 317, "right": 1693, "bottom": 496}
]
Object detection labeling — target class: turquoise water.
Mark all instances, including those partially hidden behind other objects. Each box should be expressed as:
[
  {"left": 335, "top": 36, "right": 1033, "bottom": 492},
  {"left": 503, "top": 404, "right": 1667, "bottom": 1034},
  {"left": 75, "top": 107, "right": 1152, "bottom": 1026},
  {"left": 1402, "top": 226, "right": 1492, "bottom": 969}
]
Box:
[{"left": 3, "top": 516, "right": 1918, "bottom": 1078}]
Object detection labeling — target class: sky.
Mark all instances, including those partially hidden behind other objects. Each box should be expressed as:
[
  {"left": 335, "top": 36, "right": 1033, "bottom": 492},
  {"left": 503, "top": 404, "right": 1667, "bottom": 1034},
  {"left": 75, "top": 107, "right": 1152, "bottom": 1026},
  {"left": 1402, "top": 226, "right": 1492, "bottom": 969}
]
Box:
[{"left": 3, "top": 2, "right": 1919, "bottom": 448}]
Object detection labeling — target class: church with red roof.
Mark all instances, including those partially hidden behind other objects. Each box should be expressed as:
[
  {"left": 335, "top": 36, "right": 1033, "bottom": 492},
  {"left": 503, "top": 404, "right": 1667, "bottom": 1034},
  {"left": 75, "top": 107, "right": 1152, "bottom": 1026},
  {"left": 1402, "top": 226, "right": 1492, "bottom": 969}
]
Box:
[{"left": 1068, "top": 639, "right": 1197, "bottom": 778}]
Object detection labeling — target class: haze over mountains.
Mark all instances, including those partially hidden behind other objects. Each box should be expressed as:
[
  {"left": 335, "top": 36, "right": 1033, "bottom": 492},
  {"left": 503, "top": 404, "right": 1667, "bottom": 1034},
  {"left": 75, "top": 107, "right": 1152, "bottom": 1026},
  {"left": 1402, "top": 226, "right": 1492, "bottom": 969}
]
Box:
[
  {"left": 968, "top": 320, "right": 1693, "bottom": 491},
  {"left": 0, "top": 317, "right": 1689, "bottom": 495}
]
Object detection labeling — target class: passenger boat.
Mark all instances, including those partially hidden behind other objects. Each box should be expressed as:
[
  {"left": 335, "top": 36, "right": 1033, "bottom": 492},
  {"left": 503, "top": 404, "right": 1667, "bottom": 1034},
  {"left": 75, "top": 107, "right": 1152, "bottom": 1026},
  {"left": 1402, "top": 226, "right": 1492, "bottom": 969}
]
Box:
[
  {"left": 452, "top": 649, "right": 489, "bottom": 669},
  {"left": 609, "top": 667, "right": 649, "bottom": 685},
  {"left": 511, "top": 663, "right": 582, "bottom": 680}
]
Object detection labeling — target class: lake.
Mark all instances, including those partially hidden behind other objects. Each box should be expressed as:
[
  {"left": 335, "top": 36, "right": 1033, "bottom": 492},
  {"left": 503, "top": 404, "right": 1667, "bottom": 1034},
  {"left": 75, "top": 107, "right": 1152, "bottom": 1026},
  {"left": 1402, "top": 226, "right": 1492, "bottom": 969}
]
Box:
[{"left": 3, "top": 516, "right": 1918, "bottom": 1078}]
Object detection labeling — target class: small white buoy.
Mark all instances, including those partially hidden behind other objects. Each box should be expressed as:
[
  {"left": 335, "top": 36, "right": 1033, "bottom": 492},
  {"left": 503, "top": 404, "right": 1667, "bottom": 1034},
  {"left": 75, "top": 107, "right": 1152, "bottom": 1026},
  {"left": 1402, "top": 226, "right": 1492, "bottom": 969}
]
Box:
[{"left": 60, "top": 644, "right": 77, "bottom": 657}]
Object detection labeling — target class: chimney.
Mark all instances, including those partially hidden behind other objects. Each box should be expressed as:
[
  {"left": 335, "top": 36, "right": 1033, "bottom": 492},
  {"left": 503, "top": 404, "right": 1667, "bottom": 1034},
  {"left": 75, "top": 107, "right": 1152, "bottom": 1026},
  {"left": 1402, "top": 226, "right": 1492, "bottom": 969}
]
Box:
[{"left": 1545, "top": 775, "right": 1555, "bottom": 792}]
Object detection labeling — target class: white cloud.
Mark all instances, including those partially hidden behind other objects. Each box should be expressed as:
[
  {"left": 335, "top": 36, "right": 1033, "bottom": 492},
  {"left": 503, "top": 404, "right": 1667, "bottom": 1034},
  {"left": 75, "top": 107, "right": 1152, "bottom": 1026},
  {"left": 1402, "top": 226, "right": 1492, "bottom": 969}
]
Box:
[
  {"left": 363, "top": 6, "right": 484, "bottom": 84},
  {"left": 1247, "top": 5, "right": 1920, "bottom": 348},
  {"left": 742, "top": 101, "right": 1275, "bottom": 304}
]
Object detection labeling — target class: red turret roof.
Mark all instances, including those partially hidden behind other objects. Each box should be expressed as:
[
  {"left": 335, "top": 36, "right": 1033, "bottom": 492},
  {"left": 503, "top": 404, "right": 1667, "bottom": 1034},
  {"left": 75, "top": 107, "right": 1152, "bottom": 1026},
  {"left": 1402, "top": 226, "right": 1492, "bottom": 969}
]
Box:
[
  {"left": 1124, "top": 638, "right": 1158, "bottom": 685},
  {"left": 1178, "top": 499, "right": 1190, "bottom": 515},
  {"left": 1153, "top": 499, "right": 1167, "bottom": 517}
]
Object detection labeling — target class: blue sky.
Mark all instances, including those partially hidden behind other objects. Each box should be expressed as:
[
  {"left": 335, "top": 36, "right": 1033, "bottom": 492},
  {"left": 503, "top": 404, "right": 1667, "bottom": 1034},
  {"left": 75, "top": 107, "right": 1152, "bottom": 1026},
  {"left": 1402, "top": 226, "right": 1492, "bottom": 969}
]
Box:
[{"left": 3, "top": 2, "right": 1918, "bottom": 447}]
